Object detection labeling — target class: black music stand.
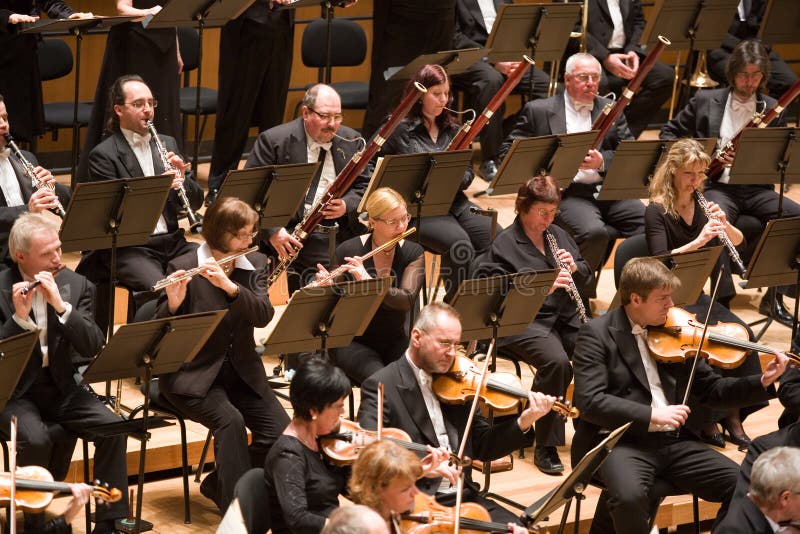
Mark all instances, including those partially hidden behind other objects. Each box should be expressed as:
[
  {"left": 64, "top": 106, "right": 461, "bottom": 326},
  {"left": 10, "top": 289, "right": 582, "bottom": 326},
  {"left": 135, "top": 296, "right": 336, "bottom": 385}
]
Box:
[
  {"left": 759, "top": 0, "right": 800, "bottom": 44},
  {"left": 144, "top": 0, "right": 256, "bottom": 169},
  {"left": 81, "top": 310, "right": 226, "bottom": 534},
  {"left": 0, "top": 331, "right": 40, "bottom": 414},
  {"left": 262, "top": 278, "right": 390, "bottom": 358},
  {"left": 741, "top": 217, "right": 800, "bottom": 341},
  {"left": 608, "top": 246, "right": 723, "bottom": 310},
  {"left": 598, "top": 138, "right": 716, "bottom": 201},
  {"left": 216, "top": 162, "right": 319, "bottom": 228},
  {"left": 486, "top": 3, "right": 581, "bottom": 64},
  {"left": 388, "top": 48, "right": 489, "bottom": 82},
  {"left": 523, "top": 423, "right": 632, "bottom": 534},
  {"left": 20, "top": 16, "right": 136, "bottom": 186},
  {"left": 59, "top": 175, "right": 172, "bottom": 341},
  {"left": 449, "top": 269, "right": 557, "bottom": 505},
  {"left": 727, "top": 127, "right": 800, "bottom": 216},
  {"left": 487, "top": 132, "right": 597, "bottom": 195}
]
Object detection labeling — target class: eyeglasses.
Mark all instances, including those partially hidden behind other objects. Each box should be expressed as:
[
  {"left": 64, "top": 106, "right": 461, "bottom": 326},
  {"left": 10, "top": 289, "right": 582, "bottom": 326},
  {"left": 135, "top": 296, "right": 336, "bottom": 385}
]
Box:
[
  {"left": 375, "top": 213, "right": 411, "bottom": 226},
  {"left": 308, "top": 107, "right": 344, "bottom": 123},
  {"left": 231, "top": 229, "right": 258, "bottom": 240},
  {"left": 124, "top": 99, "right": 158, "bottom": 110},
  {"left": 734, "top": 71, "right": 764, "bottom": 81},
  {"left": 419, "top": 328, "right": 461, "bottom": 351},
  {"left": 572, "top": 73, "right": 601, "bottom": 83},
  {"left": 536, "top": 207, "right": 561, "bottom": 218}
]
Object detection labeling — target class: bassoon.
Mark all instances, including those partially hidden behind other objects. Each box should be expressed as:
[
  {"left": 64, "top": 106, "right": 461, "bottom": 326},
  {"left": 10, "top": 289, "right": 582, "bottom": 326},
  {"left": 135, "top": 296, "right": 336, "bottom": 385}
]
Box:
[
  {"left": 447, "top": 56, "right": 535, "bottom": 151},
  {"left": 706, "top": 77, "right": 800, "bottom": 182},
  {"left": 591, "top": 35, "right": 671, "bottom": 149},
  {"left": 266, "top": 82, "right": 427, "bottom": 287}
]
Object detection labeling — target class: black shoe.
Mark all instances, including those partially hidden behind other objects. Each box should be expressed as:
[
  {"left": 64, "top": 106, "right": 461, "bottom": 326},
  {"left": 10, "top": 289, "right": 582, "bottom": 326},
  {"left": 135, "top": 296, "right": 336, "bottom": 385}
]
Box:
[
  {"left": 720, "top": 420, "right": 752, "bottom": 451},
  {"left": 699, "top": 429, "right": 726, "bottom": 448},
  {"left": 479, "top": 159, "right": 499, "bottom": 181},
  {"left": 204, "top": 188, "right": 219, "bottom": 207},
  {"left": 92, "top": 520, "right": 122, "bottom": 534},
  {"left": 758, "top": 288, "right": 794, "bottom": 328},
  {"left": 534, "top": 446, "right": 564, "bottom": 476},
  {"left": 200, "top": 471, "right": 223, "bottom": 511}
]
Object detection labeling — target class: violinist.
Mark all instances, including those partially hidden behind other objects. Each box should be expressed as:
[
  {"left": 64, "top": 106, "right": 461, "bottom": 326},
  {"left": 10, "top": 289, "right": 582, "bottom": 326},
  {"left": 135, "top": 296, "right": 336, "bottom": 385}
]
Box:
[
  {"left": 645, "top": 138, "right": 767, "bottom": 449},
  {"left": 320, "top": 505, "right": 389, "bottom": 534},
  {"left": 572, "top": 257, "right": 788, "bottom": 534},
  {"left": 483, "top": 174, "right": 593, "bottom": 475},
  {"left": 314, "top": 187, "right": 424, "bottom": 384},
  {"left": 358, "top": 302, "right": 556, "bottom": 527},
  {"left": 156, "top": 197, "right": 289, "bottom": 513},
  {"left": 18, "top": 483, "right": 93, "bottom": 534},
  {"left": 375, "top": 65, "right": 493, "bottom": 302}
]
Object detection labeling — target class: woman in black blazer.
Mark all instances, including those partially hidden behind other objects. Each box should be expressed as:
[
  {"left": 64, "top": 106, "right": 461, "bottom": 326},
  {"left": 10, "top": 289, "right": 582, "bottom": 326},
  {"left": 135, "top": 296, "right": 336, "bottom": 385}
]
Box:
[{"left": 157, "top": 196, "right": 289, "bottom": 513}]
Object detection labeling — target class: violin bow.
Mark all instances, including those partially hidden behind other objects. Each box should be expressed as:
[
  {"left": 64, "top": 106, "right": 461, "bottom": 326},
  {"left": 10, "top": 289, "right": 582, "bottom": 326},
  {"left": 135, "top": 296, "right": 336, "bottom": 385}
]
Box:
[
  {"left": 377, "top": 383, "right": 384, "bottom": 441},
  {"left": 10, "top": 415, "right": 17, "bottom": 534}
]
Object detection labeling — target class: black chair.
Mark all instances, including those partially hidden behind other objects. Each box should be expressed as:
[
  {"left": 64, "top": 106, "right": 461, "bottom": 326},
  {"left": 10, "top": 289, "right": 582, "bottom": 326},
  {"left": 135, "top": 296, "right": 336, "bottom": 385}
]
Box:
[
  {"left": 36, "top": 38, "right": 93, "bottom": 141},
  {"left": 613, "top": 233, "right": 650, "bottom": 288},
  {"left": 296, "top": 18, "right": 368, "bottom": 115},
  {"left": 218, "top": 467, "right": 270, "bottom": 534},
  {"left": 177, "top": 26, "right": 218, "bottom": 166}
]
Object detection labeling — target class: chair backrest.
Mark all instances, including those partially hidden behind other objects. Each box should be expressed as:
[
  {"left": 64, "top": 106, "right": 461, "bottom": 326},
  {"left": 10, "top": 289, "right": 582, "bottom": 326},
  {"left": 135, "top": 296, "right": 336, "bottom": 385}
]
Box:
[
  {"left": 177, "top": 26, "right": 200, "bottom": 73},
  {"left": 37, "top": 38, "right": 73, "bottom": 81},
  {"left": 233, "top": 468, "right": 270, "bottom": 534},
  {"left": 612, "top": 233, "right": 650, "bottom": 288},
  {"left": 301, "top": 18, "right": 367, "bottom": 69}
]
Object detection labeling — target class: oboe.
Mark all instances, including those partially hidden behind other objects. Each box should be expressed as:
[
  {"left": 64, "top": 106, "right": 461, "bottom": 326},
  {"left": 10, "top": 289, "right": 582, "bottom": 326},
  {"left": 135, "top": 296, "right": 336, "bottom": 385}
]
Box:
[
  {"left": 21, "top": 265, "right": 66, "bottom": 295},
  {"left": 694, "top": 190, "right": 747, "bottom": 275},
  {"left": 545, "top": 230, "right": 589, "bottom": 324},
  {"left": 3, "top": 134, "right": 66, "bottom": 218},
  {"left": 145, "top": 121, "right": 202, "bottom": 233}
]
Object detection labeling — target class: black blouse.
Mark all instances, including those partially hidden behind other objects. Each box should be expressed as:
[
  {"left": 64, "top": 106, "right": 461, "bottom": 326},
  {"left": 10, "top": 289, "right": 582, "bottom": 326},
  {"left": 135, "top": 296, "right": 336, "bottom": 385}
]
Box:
[
  {"left": 265, "top": 435, "right": 348, "bottom": 534},
  {"left": 645, "top": 199, "right": 711, "bottom": 256}
]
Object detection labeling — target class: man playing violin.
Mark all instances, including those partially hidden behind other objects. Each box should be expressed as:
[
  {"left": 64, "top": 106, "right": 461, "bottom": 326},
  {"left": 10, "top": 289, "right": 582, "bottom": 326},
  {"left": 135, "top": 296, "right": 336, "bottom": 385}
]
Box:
[
  {"left": 572, "top": 256, "right": 788, "bottom": 534},
  {"left": 358, "top": 301, "right": 556, "bottom": 528},
  {"left": 0, "top": 213, "right": 129, "bottom": 534}
]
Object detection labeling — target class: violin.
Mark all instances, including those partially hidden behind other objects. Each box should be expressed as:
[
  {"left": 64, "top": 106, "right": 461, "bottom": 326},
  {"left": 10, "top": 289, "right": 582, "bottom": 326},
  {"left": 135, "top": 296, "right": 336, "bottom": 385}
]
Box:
[
  {"left": 319, "top": 419, "right": 470, "bottom": 467},
  {"left": 646, "top": 307, "right": 800, "bottom": 369},
  {"left": 432, "top": 354, "right": 579, "bottom": 418},
  {"left": 0, "top": 465, "right": 122, "bottom": 513},
  {"left": 396, "top": 493, "right": 539, "bottom": 533}
]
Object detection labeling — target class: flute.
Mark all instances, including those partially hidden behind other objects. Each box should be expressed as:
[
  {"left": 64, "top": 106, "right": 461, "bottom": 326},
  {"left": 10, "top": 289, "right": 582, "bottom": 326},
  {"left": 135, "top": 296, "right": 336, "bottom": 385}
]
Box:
[
  {"left": 545, "top": 230, "right": 589, "bottom": 324},
  {"left": 3, "top": 134, "right": 66, "bottom": 219},
  {"left": 21, "top": 265, "right": 66, "bottom": 295},
  {"left": 305, "top": 228, "right": 416, "bottom": 289},
  {"left": 151, "top": 246, "right": 259, "bottom": 291}
]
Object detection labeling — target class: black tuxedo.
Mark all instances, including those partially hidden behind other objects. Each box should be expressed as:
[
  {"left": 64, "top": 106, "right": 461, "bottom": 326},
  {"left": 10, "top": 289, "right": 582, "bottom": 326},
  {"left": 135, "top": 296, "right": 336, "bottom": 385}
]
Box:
[
  {"left": 712, "top": 497, "right": 774, "bottom": 534},
  {"left": 357, "top": 355, "right": 530, "bottom": 524},
  {"left": 0, "top": 149, "right": 71, "bottom": 264},
  {"left": 156, "top": 247, "right": 289, "bottom": 511},
  {"left": 572, "top": 306, "right": 775, "bottom": 533},
  {"left": 0, "top": 267, "right": 129, "bottom": 522},
  {"left": 501, "top": 93, "right": 645, "bottom": 273}
]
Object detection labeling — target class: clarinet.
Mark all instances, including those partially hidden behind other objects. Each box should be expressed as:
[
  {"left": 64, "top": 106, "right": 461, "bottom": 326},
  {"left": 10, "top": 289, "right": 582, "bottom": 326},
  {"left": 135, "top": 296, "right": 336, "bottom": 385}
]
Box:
[
  {"left": 145, "top": 121, "right": 202, "bottom": 233},
  {"left": 545, "top": 230, "right": 589, "bottom": 324},
  {"left": 694, "top": 190, "right": 747, "bottom": 275},
  {"left": 3, "top": 134, "right": 66, "bottom": 218}
]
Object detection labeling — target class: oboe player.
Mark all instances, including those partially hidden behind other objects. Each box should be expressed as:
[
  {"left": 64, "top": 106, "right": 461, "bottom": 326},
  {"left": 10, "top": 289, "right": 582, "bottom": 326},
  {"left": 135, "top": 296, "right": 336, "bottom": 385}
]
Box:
[
  {"left": 0, "top": 95, "right": 71, "bottom": 265},
  {"left": 483, "top": 174, "right": 594, "bottom": 475},
  {"left": 156, "top": 196, "right": 289, "bottom": 514}
]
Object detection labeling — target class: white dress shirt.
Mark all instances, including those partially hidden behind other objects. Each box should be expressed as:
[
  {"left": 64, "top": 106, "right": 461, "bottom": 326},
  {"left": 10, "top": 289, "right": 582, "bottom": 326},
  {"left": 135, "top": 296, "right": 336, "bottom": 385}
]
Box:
[
  {"left": 304, "top": 133, "right": 335, "bottom": 215},
  {"left": 630, "top": 320, "right": 675, "bottom": 432},
  {"left": 0, "top": 148, "right": 26, "bottom": 208},
  {"left": 718, "top": 93, "right": 757, "bottom": 184},
  {"left": 565, "top": 93, "right": 603, "bottom": 185},
  {"left": 477, "top": 0, "right": 497, "bottom": 34},
  {"left": 606, "top": 0, "right": 627, "bottom": 49},
  {"left": 121, "top": 128, "right": 168, "bottom": 234}
]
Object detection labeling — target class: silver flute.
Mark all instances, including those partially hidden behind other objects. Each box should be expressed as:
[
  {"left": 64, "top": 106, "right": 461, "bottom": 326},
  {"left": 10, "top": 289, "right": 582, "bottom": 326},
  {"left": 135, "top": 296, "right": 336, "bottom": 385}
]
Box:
[
  {"left": 545, "top": 230, "right": 589, "bottom": 324},
  {"left": 145, "top": 120, "right": 202, "bottom": 233},
  {"left": 694, "top": 190, "right": 746, "bottom": 275},
  {"left": 3, "top": 134, "right": 65, "bottom": 218}
]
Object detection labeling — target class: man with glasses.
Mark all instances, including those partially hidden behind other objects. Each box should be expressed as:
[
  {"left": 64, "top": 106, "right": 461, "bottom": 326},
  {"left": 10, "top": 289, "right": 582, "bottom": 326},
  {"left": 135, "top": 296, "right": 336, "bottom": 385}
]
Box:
[
  {"left": 358, "top": 301, "right": 556, "bottom": 528},
  {"left": 245, "top": 83, "right": 370, "bottom": 292},
  {"left": 499, "top": 52, "right": 645, "bottom": 284},
  {"left": 80, "top": 74, "right": 203, "bottom": 328},
  {"left": 661, "top": 40, "right": 800, "bottom": 330}
]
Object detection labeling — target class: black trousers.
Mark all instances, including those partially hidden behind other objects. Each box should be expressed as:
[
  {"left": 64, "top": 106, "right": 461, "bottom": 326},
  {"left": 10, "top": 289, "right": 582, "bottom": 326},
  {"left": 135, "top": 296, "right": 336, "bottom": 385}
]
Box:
[
  {"left": 708, "top": 47, "right": 798, "bottom": 99},
  {"left": 333, "top": 334, "right": 409, "bottom": 385},
  {"left": 498, "top": 321, "right": 577, "bottom": 448},
  {"left": 161, "top": 360, "right": 289, "bottom": 512},
  {"left": 207, "top": 16, "right": 294, "bottom": 192},
  {"left": 601, "top": 59, "right": 673, "bottom": 138},
  {"left": 0, "top": 374, "right": 129, "bottom": 522}
]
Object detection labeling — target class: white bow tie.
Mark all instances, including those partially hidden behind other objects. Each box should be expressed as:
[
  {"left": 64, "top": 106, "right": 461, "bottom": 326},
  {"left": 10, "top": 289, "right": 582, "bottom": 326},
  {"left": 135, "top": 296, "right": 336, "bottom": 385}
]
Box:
[
  {"left": 131, "top": 132, "right": 152, "bottom": 148},
  {"left": 730, "top": 98, "right": 755, "bottom": 114},
  {"left": 310, "top": 141, "right": 332, "bottom": 153},
  {"left": 631, "top": 324, "right": 648, "bottom": 337},
  {"left": 418, "top": 369, "right": 432, "bottom": 388}
]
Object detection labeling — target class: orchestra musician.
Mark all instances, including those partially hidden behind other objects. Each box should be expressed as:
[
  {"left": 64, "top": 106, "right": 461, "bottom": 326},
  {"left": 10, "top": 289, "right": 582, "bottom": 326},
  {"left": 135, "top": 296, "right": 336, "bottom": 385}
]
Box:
[
  {"left": 661, "top": 39, "right": 800, "bottom": 331},
  {"left": 571, "top": 256, "right": 788, "bottom": 534},
  {"left": 0, "top": 0, "right": 92, "bottom": 143},
  {"left": 0, "top": 212, "right": 129, "bottom": 534},
  {"left": 0, "top": 482, "right": 94, "bottom": 534},
  {"left": 483, "top": 174, "right": 593, "bottom": 475},
  {"left": 500, "top": 52, "right": 645, "bottom": 280},
  {"left": 314, "top": 187, "right": 424, "bottom": 384},
  {"left": 320, "top": 505, "right": 389, "bottom": 534},
  {"left": 245, "top": 83, "right": 370, "bottom": 292},
  {"left": 156, "top": 196, "right": 289, "bottom": 513},
  {"left": 358, "top": 302, "right": 556, "bottom": 527},
  {"left": 0, "top": 95, "right": 70, "bottom": 265},
  {"left": 645, "top": 138, "right": 768, "bottom": 449},
  {"left": 376, "top": 64, "right": 493, "bottom": 302}
]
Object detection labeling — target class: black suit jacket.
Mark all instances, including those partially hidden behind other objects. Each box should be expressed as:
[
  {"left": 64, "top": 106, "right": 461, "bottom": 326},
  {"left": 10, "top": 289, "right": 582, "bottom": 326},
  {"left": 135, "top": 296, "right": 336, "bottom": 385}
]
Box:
[
  {"left": 357, "top": 355, "right": 531, "bottom": 494},
  {"left": 155, "top": 248, "right": 275, "bottom": 398},
  {"left": 571, "top": 306, "right": 775, "bottom": 463},
  {"left": 660, "top": 88, "right": 781, "bottom": 140},
  {"left": 584, "top": 0, "right": 646, "bottom": 61},
  {"left": 453, "top": 0, "right": 506, "bottom": 50},
  {"left": 86, "top": 131, "right": 204, "bottom": 232},
  {"left": 244, "top": 117, "right": 370, "bottom": 241},
  {"left": 0, "top": 267, "right": 104, "bottom": 399},
  {"left": 712, "top": 495, "right": 774, "bottom": 534},
  {"left": 0, "top": 150, "right": 71, "bottom": 262}
]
